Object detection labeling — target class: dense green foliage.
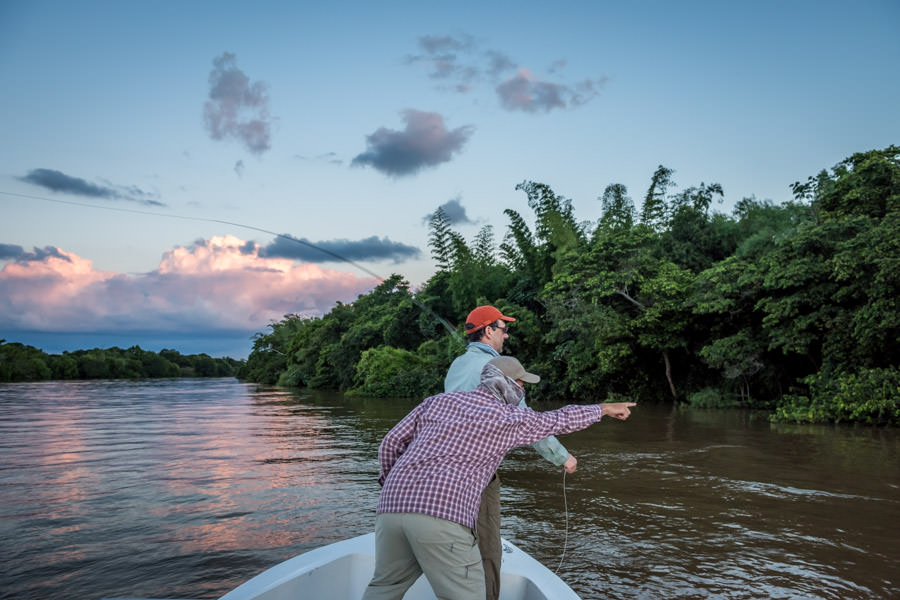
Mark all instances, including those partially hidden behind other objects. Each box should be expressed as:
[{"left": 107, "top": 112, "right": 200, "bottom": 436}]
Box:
[
  {"left": 0, "top": 340, "right": 243, "bottom": 382},
  {"left": 239, "top": 146, "right": 900, "bottom": 425}
]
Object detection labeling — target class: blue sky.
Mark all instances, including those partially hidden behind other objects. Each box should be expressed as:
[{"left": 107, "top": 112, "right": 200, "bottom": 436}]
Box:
[{"left": 1, "top": 0, "right": 898, "bottom": 359}]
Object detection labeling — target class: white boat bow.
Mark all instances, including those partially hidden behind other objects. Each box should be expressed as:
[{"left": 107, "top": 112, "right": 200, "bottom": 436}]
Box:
[{"left": 219, "top": 532, "right": 581, "bottom": 600}]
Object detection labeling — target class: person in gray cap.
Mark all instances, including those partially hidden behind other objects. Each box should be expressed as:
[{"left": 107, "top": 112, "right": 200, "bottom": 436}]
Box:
[{"left": 363, "top": 357, "right": 636, "bottom": 600}]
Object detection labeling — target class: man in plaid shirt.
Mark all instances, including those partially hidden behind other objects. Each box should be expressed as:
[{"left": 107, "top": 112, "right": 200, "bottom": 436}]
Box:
[{"left": 362, "top": 357, "right": 636, "bottom": 600}]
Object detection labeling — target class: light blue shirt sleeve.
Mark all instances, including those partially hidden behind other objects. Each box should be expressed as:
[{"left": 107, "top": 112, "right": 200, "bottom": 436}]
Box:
[{"left": 518, "top": 398, "right": 571, "bottom": 466}]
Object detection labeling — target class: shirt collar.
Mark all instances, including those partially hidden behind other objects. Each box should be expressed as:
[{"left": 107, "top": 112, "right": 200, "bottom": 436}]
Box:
[{"left": 467, "top": 342, "right": 500, "bottom": 357}]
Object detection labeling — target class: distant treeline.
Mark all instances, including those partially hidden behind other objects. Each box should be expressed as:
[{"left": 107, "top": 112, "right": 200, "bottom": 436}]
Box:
[
  {"left": 0, "top": 340, "right": 244, "bottom": 382},
  {"left": 238, "top": 146, "right": 900, "bottom": 426}
]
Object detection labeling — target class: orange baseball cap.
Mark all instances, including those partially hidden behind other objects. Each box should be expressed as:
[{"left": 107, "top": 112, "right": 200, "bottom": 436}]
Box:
[{"left": 465, "top": 305, "right": 515, "bottom": 333}]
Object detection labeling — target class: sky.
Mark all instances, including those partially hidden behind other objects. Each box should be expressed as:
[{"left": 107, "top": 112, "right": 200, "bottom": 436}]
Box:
[{"left": 1, "top": 1, "right": 898, "bottom": 360}]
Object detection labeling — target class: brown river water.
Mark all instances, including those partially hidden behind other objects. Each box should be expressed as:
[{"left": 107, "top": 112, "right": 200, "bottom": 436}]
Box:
[{"left": 1, "top": 378, "right": 898, "bottom": 599}]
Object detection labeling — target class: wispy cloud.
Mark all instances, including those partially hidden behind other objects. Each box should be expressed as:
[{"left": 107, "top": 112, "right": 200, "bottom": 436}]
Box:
[
  {"left": 18, "top": 168, "right": 164, "bottom": 206},
  {"left": 407, "top": 34, "right": 480, "bottom": 93},
  {"left": 257, "top": 235, "right": 421, "bottom": 263},
  {"left": 423, "top": 196, "right": 476, "bottom": 226},
  {"left": 351, "top": 109, "right": 474, "bottom": 177},
  {"left": 406, "top": 34, "right": 607, "bottom": 113},
  {"left": 0, "top": 236, "right": 379, "bottom": 336},
  {"left": 204, "top": 52, "right": 272, "bottom": 155},
  {"left": 295, "top": 152, "right": 344, "bottom": 166}
]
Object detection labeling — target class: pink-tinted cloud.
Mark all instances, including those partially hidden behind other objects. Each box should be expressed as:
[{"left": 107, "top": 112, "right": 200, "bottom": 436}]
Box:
[
  {"left": 406, "top": 34, "right": 607, "bottom": 112},
  {"left": 0, "top": 235, "right": 379, "bottom": 335},
  {"left": 496, "top": 69, "right": 566, "bottom": 113},
  {"left": 496, "top": 68, "right": 607, "bottom": 113}
]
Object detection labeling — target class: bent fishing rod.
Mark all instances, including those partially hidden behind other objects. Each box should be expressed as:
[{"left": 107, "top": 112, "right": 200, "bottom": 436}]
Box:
[{"left": 0, "top": 190, "right": 463, "bottom": 343}]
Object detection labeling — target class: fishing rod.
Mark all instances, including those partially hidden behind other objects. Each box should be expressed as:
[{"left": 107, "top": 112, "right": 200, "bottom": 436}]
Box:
[
  {"left": 0, "top": 190, "right": 464, "bottom": 344},
  {"left": 3, "top": 190, "right": 576, "bottom": 575}
]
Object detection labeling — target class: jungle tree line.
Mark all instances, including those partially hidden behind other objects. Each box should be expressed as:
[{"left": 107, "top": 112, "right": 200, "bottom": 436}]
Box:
[
  {"left": 238, "top": 146, "right": 900, "bottom": 425},
  {"left": 0, "top": 341, "right": 243, "bottom": 382}
]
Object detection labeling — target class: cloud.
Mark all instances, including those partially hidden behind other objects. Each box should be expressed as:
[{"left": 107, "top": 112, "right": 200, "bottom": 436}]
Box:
[
  {"left": 258, "top": 235, "right": 421, "bottom": 263},
  {"left": 485, "top": 50, "right": 517, "bottom": 80},
  {"left": 0, "top": 236, "right": 379, "bottom": 337},
  {"left": 547, "top": 59, "right": 567, "bottom": 74},
  {"left": 406, "top": 34, "right": 606, "bottom": 112},
  {"left": 18, "top": 168, "right": 164, "bottom": 206},
  {"left": 204, "top": 52, "right": 272, "bottom": 155},
  {"left": 423, "top": 196, "right": 476, "bottom": 226},
  {"left": 496, "top": 69, "right": 608, "bottom": 113},
  {"left": 351, "top": 110, "right": 474, "bottom": 177},
  {"left": 496, "top": 69, "right": 566, "bottom": 113},
  {"left": 406, "top": 34, "right": 480, "bottom": 93},
  {"left": 295, "top": 152, "right": 343, "bottom": 166},
  {"left": 0, "top": 244, "right": 71, "bottom": 262},
  {"left": 418, "top": 34, "right": 471, "bottom": 56},
  {"left": 234, "top": 160, "right": 244, "bottom": 177}
]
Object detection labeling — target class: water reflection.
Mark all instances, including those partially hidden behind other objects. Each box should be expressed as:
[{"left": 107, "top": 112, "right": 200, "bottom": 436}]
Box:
[{"left": 1, "top": 381, "right": 898, "bottom": 599}]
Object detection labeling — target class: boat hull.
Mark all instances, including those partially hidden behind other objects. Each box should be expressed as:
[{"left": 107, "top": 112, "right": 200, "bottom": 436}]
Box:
[{"left": 219, "top": 532, "right": 581, "bottom": 600}]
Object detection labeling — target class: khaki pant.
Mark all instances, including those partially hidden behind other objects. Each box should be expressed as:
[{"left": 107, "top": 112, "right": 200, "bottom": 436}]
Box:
[
  {"left": 363, "top": 512, "right": 485, "bottom": 600},
  {"left": 478, "top": 473, "right": 502, "bottom": 600}
]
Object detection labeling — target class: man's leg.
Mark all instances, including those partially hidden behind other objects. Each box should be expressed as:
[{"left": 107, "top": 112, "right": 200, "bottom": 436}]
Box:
[
  {"left": 478, "top": 474, "right": 502, "bottom": 600},
  {"left": 362, "top": 513, "right": 423, "bottom": 600},
  {"left": 404, "top": 513, "right": 485, "bottom": 600}
]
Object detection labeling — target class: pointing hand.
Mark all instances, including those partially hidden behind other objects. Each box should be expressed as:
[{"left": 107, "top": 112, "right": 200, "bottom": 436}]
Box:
[{"left": 600, "top": 402, "right": 636, "bottom": 420}]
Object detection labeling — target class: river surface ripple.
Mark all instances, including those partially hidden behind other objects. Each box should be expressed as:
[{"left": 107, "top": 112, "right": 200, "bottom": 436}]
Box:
[{"left": 1, "top": 378, "right": 898, "bottom": 599}]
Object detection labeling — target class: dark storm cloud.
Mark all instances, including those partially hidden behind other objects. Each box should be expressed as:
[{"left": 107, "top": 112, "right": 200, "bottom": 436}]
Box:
[
  {"left": 406, "top": 34, "right": 607, "bottom": 112},
  {"left": 0, "top": 244, "right": 71, "bottom": 263},
  {"left": 259, "top": 235, "right": 421, "bottom": 264},
  {"left": 18, "top": 168, "right": 164, "bottom": 206},
  {"left": 423, "top": 197, "right": 475, "bottom": 226},
  {"left": 351, "top": 110, "right": 474, "bottom": 177},
  {"left": 204, "top": 52, "right": 272, "bottom": 155}
]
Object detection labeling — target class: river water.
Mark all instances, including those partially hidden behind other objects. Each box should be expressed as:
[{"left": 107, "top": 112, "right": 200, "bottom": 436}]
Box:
[{"left": 1, "top": 378, "right": 898, "bottom": 600}]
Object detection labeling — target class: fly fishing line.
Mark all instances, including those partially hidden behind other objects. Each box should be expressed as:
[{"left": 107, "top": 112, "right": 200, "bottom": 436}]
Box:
[
  {"left": 0, "top": 190, "right": 463, "bottom": 343},
  {"left": 555, "top": 468, "right": 569, "bottom": 574}
]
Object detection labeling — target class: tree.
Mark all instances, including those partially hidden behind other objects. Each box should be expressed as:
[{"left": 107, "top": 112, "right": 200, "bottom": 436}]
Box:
[
  {"left": 596, "top": 183, "right": 635, "bottom": 233},
  {"left": 427, "top": 206, "right": 454, "bottom": 271},
  {"left": 545, "top": 225, "right": 691, "bottom": 401},
  {"left": 660, "top": 196, "right": 737, "bottom": 274},
  {"left": 640, "top": 165, "right": 674, "bottom": 231},
  {"left": 792, "top": 145, "right": 899, "bottom": 220}
]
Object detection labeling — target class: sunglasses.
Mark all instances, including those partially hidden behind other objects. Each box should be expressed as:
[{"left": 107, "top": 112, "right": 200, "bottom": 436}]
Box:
[{"left": 490, "top": 323, "right": 509, "bottom": 334}]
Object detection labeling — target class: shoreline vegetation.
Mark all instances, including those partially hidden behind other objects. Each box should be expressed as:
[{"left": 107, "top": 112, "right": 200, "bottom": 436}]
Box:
[
  {"left": 238, "top": 146, "right": 899, "bottom": 426},
  {"left": 3, "top": 147, "right": 897, "bottom": 426},
  {"left": 0, "top": 341, "right": 242, "bottom": 380}
]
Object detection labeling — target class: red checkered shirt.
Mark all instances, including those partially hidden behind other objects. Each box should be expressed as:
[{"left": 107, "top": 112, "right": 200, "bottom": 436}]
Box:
[{"left": 376, "top": 386, "right": 604, "bottom": 530}]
